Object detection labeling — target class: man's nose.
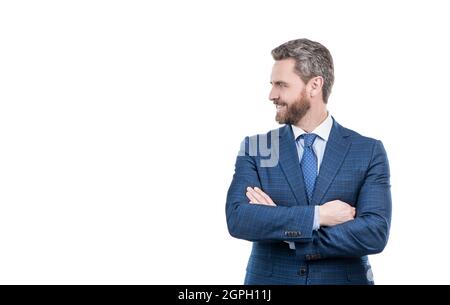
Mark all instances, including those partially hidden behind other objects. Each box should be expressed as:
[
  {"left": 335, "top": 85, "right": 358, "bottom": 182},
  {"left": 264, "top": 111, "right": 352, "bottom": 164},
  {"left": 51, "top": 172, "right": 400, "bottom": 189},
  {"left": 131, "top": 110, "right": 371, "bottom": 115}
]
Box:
[{"left": 269, "top": 88, "right": 279, "bottom": 101}]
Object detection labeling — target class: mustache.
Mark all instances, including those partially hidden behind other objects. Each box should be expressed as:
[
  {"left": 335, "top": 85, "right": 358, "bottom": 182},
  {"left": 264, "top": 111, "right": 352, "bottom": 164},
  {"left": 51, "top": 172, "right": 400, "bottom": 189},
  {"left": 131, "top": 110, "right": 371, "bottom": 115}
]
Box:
[{"left": 273, "top": 101, "right": 288, "bottom": 106}]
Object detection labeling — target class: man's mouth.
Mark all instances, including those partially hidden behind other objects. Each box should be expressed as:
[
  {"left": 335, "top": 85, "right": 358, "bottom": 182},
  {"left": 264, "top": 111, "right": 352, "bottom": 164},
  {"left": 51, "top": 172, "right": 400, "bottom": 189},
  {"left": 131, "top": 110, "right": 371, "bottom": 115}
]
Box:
[{"left": 275, "top": 103, "right": 286, "bottom": 111}]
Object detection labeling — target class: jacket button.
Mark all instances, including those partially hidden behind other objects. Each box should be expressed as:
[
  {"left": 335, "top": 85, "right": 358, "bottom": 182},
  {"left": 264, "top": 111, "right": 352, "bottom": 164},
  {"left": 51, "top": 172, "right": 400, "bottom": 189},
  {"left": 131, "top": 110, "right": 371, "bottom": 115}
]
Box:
[{"left": 298, "top": 267, "right": 307, "bottom": 276}]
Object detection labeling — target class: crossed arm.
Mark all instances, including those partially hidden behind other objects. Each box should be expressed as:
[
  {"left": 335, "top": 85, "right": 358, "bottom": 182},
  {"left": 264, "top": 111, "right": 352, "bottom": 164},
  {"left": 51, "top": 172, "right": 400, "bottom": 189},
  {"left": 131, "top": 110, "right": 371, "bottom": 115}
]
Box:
[
  {"left": 246, "top": 186, "right": 355, "bottom": 227},
  {"left": 225, "top": 140, "right": 392, "bottom": 260}
]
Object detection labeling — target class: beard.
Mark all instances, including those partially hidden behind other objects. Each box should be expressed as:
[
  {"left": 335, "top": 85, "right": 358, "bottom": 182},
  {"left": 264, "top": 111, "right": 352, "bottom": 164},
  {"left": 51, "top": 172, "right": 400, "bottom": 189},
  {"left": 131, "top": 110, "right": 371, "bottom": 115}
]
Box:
[{"left": 275, "top": 89, "right": 311, "bottom": 125}]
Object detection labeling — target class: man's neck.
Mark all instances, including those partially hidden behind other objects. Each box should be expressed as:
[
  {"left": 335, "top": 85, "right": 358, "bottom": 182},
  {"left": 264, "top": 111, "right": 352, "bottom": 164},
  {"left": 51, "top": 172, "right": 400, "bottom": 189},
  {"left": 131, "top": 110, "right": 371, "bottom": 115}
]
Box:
[{"left": 294, "top": 109, "right": 328, "bottom": 133}]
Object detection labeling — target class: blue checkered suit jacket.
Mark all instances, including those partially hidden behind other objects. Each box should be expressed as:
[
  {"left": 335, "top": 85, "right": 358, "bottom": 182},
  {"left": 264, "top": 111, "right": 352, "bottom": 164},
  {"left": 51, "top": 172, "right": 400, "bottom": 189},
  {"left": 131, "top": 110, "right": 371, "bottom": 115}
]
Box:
[{"left": 226, "top": 118, "right": 392, "bottom": 285}]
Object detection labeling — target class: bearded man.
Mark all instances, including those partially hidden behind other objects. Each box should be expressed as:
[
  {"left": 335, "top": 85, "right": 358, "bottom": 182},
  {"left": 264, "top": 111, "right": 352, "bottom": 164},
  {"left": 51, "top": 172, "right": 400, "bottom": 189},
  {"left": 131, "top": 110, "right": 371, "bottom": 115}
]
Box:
[{"left": 226, "top": 38, "right": 392, "bottom": 285}]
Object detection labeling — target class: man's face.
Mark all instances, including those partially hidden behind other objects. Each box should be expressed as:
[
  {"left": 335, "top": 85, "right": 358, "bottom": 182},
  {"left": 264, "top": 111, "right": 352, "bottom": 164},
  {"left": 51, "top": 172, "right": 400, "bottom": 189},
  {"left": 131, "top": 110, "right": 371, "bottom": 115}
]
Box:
[{"left": 269, "top": 59, "right": 311, "bottom": 125}]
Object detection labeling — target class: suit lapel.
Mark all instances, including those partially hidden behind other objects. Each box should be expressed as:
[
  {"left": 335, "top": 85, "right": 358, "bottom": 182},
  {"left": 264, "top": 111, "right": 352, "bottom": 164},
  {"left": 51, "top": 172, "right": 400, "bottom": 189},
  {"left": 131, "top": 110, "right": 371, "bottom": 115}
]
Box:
[
  {"left": 278, "top": 125, "right": 309, "bottom": 206},
  {"left": 311, "top": 118, "right": 351, "bottom": 205}
]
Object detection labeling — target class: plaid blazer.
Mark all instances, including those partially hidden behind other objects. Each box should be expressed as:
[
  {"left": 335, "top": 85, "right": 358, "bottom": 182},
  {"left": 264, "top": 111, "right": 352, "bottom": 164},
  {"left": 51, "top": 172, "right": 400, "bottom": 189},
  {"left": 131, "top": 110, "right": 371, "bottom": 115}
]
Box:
[{"left": 226, "top": 117, "right": 392, "bottom": 285}]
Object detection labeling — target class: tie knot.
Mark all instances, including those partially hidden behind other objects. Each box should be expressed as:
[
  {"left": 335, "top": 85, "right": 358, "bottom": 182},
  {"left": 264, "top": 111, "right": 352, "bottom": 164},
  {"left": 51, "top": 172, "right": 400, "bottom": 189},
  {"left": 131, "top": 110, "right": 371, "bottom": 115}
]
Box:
[{"left": 300, "top": 133, "right": 318, "bottom": 148}]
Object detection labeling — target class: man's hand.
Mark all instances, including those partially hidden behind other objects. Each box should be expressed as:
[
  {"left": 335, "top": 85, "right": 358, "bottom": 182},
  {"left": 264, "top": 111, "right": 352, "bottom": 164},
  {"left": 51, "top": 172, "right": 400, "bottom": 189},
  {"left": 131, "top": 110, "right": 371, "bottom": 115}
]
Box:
[
  {"left": 319, "top": 200, "right": 355, "bottom": 227},
  {"left": 246, "top": 187, "right": 277, "bottom": 206}
]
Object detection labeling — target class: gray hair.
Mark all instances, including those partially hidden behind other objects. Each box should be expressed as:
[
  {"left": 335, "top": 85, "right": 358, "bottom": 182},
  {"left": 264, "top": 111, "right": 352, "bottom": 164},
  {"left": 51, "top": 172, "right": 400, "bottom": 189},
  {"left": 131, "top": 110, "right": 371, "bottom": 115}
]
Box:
[{"left": 271, "top": 38, "right": 334, "bottom": 103}]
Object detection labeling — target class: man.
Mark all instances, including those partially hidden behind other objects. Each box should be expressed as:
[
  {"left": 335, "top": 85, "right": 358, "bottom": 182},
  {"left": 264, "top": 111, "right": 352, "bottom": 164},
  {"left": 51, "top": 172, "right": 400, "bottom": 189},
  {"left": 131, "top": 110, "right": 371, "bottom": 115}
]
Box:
[{"left": 225, "top": 38, "right": 392, "bottom": 285}]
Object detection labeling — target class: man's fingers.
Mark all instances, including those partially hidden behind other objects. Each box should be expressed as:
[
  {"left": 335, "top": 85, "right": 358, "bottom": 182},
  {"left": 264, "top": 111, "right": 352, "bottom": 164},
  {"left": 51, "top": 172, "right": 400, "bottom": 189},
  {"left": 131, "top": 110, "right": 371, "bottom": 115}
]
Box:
[
  {"left": 247, "top": 187, "right": 267, "bottom": 204},
  {"left": 254, "top": 187, "right": 276, "bottom": 206},
  {"left": 246, "top": 190, "right": 258, "bottom": 203},
  {"left": 246, "top": 188, "right": 265, "bottom": 204},
  {"left": 246, "top": 187, "right": 275, "bottom": 206},
  {"left": 245, "top": 187, "right": 277, "bottom": 206}
]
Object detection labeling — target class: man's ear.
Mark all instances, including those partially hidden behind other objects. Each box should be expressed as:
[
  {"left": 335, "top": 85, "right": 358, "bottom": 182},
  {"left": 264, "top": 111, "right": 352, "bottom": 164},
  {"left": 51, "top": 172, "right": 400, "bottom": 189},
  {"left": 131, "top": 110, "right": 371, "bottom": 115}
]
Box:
[{"left": 308, "top": 76, "right": 324, "bottom": 98}]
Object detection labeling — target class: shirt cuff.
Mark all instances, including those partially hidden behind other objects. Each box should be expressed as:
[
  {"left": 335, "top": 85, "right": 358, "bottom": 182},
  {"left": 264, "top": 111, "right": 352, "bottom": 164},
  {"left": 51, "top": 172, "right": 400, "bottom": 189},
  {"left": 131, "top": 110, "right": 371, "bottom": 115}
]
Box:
[{"left": 312, "top": 205, "right": 320, "bottom": 231}]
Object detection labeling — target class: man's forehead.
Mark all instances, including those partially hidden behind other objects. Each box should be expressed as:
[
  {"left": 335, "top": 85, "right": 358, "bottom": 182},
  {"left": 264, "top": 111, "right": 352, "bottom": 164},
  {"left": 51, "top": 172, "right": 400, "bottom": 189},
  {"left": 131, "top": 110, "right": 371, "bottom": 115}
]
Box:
[
  {"left": 270, "top": 59, "right": 298, "bottom": 83},
  {"left": 273, "top": 58, "right": 296, "bottom": 69},
  {"left": 271, "top": 59, "right": 296, "bottom": 76}
]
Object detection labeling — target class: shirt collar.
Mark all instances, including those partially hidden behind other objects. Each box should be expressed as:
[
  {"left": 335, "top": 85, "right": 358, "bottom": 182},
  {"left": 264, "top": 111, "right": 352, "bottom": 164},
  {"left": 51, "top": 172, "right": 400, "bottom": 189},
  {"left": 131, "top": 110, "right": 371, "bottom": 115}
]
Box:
[{"left": 291, "top": 112, "right": 333, "bottom": 142}]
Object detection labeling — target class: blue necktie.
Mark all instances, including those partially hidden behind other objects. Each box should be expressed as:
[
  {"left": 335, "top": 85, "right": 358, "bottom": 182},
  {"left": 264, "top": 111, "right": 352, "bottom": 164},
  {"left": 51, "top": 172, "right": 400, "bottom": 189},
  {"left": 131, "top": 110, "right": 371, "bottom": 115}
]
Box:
[{"left": 299, "top": 133, "right": 318, "bottom": 203}]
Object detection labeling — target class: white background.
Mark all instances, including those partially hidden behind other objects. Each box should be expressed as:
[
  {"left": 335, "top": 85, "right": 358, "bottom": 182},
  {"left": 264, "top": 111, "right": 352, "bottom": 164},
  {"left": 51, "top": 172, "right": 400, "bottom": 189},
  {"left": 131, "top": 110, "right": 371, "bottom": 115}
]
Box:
[{"left": 1, "top": 0, "right": 449, "bottom": 284}]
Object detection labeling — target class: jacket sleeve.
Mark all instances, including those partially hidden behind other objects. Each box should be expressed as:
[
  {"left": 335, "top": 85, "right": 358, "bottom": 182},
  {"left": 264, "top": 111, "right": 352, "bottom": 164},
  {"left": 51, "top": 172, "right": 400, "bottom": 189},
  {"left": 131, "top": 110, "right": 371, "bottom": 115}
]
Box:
[
  {"left": 295, "top": 140, "right": 392, "bottom": 260},
  {"left": 226, "top": 137, "right": 315, "bottom": 242}
]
